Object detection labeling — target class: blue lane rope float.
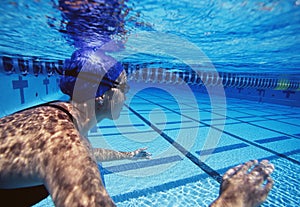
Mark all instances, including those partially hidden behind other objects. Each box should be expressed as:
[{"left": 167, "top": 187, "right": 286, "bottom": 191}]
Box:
[{"left": 0, "top": 55, "right": 299, "bottom": 90}]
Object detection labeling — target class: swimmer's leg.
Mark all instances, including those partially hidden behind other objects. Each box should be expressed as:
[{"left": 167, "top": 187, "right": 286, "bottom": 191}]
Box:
[
  {"left": 0, "top": 185, "right": 48, "bottom": 207},
  {"left": 210, "top": 160, "right": 274, "bottom": 207},
  {"left": 93, "top": 147, "right": 151, "bottom": 162}
]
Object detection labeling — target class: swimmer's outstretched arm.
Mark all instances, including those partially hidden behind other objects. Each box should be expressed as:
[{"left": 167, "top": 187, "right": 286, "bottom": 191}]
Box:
[
  {"left": 210, "top": 160, "right": 274, "bottom": 207},
  {"left": 93, "top": 147, "right": 151, "bottom": 162}
]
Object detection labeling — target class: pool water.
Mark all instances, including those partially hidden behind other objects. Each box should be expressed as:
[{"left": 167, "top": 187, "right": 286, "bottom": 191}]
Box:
[
  {"left": 1, "top": 0, "right": 300, "bottom": 207},
  {"left": 30, "top": 81, "right": 300, "bottom": 207}
]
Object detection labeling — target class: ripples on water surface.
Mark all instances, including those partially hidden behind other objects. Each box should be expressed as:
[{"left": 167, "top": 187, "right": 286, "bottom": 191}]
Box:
[{"left": 0, "top": 0, "right": 299, "bottom": 77}]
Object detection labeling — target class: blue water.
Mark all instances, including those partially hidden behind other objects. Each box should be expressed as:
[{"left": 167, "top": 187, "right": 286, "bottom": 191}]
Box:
[
  {"left": 31, "top": 82, "right": 300, "bottom": 207},
  {"left": 1, "top": 0, "right": 300, "bottom": 206},
  {"left": 1, "top": 0, "right": 300, "bottom": 76}
]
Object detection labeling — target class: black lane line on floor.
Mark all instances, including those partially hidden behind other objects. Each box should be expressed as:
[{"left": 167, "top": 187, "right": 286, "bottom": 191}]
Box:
[
  {"left": 111, "top": 149, "right": 300, "bottom": 203},
  {"left": 135, "top": 94, "right": 300, "bottom": 166},
  {"left": 143, "top": 90, "right": 300, "bottom": 139},
  {"left": 142, "top": 91, "right": 300, "bottom": 133},
  {"left": 196, "top": 107, "right": 300, "bottom": 140},
  {"left": 124, "top": 104, "right": 223, "bottom": 184},
  {"left": 225, "top": 107, "right": 300, "bottom": 129},
  {"left": 190, "top": 100, "right": 300, "bottom": 140},
  {"left": 204, "top": 108, "right": 300, "bottom": 140},
  {"left": 102, "top": 155, "right": 182, "bottom": 175}
]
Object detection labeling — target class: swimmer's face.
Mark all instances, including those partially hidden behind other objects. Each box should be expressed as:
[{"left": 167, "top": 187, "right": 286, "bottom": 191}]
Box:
[
  {"left": 110, "top": 89, "right": 126, "bottom": 120},
  {"left": 109, "top": 81, "right": 129, "bottom": 120},
  {"left": 110, "top": 71, "right": 129, "bottom": 119},
  {"left": 96, "top": 71, "right": 129, "bottom": 120}
]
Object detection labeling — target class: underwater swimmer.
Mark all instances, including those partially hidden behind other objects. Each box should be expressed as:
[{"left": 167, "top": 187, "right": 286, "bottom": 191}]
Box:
[
  {"left": 0, "top": 48, "right": 274, "bottom": 207},
  {"left": 1, "top": 0, "right": 274, "bottom": 205},
  {"left": 0, "top": 48, "right": 150, "bottom": 206}
]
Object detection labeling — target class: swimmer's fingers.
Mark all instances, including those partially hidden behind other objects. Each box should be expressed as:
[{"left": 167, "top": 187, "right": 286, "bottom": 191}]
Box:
[
  {"left": 264, "top": 177, "right": 274, "bottom": 192},
  {"left": 138, "top": 147, "right": 148, "bottom": 152},
  {"left": 236, "top": 160, "right": 258, "bottom": 177},
  {"left": 223, "top": 160, "right": 258, "bottom": 181},
  {"left": 220, "top": 163, "right": 244, "bottom": 193},
  {"left": 256, "top": 160, "right": 274, "bottom": 176},
  {"left": 222, "top": 164, "right": 243, "bottom": 181},
  {"left": 250, "top": 160, "right": 275, "bottom": 185},
  {"left": 131, "top": 147, "right": 152, "bottom": 160},
  {"left": 257, "top": 177, "right": 274, "bottom": 203}
]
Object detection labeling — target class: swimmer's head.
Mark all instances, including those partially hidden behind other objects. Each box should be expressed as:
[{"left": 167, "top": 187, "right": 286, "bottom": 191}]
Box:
[
  {"left": 59, "top": 48, "right": 126, "bottom": 101},
  {"left": 59, "top": 48, "right": 128, "bottom": 119}
]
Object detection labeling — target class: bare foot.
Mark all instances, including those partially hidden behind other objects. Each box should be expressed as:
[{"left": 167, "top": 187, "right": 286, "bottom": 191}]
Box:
[{"left": 210, "top": 160, "right": 274, "bottom": 207}]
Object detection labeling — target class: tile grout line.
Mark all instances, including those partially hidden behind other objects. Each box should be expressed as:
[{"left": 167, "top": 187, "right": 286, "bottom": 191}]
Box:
[
  {"left": 224, "top": 108, "right": 300, "bottom": 128},
  {"left": 143, "top": 91, "right": 300, "bottom": 139},
  {"left": 124, "top": 103, "right": 223, "bottom": 184},
  {"left": 134, "top": 94, "right": 300, "bottom": 166}
]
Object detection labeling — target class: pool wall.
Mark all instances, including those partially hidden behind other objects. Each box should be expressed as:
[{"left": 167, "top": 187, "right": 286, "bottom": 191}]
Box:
[
  {"left": 0, "top": 56, "right": 64, "bottom": 116},
  {"left": 1, "top": 55, "right": 299, "bottom": 117}
]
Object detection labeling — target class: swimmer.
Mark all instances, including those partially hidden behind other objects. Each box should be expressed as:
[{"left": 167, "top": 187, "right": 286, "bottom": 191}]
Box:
[
  {"left": 0, "top": 48, "right": 274, "bottom": 207},
  {"left": 0, "top": 48, "right": 150, "bottom": 206}
]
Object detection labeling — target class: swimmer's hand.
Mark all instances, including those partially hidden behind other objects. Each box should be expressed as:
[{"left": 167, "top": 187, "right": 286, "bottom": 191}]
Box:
[
  {"left": 130, "top": 147, "right": 152, "bottom": 160},
  {"left": 210, "top": 160, "right": 274, "bottom": 207}
]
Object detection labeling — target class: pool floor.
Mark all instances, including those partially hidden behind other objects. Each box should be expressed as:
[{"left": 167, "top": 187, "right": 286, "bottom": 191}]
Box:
[{"left": 34, "top": 82, "right": 300, "bottom": 207}]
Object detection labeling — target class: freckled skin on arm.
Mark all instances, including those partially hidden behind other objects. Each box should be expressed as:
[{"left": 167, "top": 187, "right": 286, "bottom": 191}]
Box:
[
  {"left": 93, "top": 147, "right": 151, "bottom": 162},
  {"left": 0, "top": 104, "right": 274, "bottom": 207},
  {"left": 43, "top": 133, "right": 115, "bottom": 207},
  {"left": 0, "top": 106, "right": 115, "bottom": 207}
]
